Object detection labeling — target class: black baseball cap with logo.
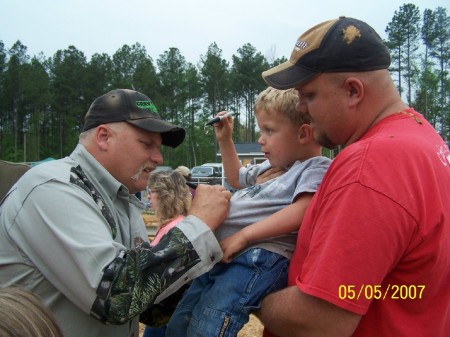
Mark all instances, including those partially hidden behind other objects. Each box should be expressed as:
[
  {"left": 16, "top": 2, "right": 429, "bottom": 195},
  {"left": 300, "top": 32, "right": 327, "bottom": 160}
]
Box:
[
  {"left": 262, "top": 17, "right": 391, "bottom": 89},
  {"left": 83, "top": 89, "right": 185, "bottom": 148}
]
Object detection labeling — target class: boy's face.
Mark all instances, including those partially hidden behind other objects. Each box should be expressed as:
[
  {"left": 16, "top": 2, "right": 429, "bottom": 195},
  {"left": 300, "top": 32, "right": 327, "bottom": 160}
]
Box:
[{"left": 256, "top": 109, "right": 302, "bottom": 167}]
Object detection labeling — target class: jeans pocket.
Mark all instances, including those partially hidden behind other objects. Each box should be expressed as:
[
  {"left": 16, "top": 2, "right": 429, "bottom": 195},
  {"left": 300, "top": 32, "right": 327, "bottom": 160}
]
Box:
[{"left": 242, "top": 249, "right": 289, "bottom": 310}]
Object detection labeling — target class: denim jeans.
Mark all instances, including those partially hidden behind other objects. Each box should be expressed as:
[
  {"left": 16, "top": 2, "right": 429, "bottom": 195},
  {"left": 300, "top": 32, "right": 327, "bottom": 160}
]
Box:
[
  {"left": 165, "top": 248, "right": 288, "bottom": 337},
  {"left": 142, "top": 326, "right": 166, "bottom": 337}
]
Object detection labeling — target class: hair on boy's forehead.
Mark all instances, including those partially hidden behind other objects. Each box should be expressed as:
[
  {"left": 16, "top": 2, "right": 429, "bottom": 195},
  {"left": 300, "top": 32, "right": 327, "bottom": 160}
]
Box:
[
  {"left": 254, "top": 87, "right": 310, "bottom": 125},
  {"left": 254, "top": 87, "right": 298, "bottom": 110}
]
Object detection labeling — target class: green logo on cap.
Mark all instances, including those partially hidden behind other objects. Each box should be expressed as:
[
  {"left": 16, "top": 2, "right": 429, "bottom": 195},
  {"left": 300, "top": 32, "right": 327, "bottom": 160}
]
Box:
[{"left": 136, "top": 100, "right": 157, "bottom": 113}]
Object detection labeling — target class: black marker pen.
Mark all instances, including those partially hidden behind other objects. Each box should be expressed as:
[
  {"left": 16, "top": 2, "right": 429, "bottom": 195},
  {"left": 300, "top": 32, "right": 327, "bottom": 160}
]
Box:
[{"left": 205, "top": 111, "right": 233, "bottom": 127}]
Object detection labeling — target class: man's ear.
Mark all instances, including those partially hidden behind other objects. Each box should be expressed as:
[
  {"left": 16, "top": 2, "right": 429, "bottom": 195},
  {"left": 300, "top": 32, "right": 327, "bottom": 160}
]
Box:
[
  {"left": 345, "top": 77, "right": 364, "bottom": 108},
  {"left": 298, "top": 123, "right": 313, "bottom": 144},
  {"left": 96, "top": 125, "right": 112, "bottom": 151}
]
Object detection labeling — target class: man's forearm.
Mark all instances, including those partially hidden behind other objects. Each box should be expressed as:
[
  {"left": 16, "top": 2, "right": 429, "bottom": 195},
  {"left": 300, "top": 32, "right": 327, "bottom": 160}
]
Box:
[
  {"left": 91, "top": 220, "right": 222, "bottom": 325},
  {"left": 258, "top": 287, "right": 302, "bottom": 336},
  {"left": 91, "top": 227, "right": 200, "bottom": 324},
  {"left": 258, "top": 286, "right": 361, "bottom": 337}
]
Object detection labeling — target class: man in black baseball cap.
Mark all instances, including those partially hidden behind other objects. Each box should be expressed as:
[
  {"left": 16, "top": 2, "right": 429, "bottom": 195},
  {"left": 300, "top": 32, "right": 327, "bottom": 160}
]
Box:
[
  {"left": 0, "top": 86, "right": 231, "bottom": 337},
  {"left": 257, "top": 17, "right": 450, "bottom": 337},
  {"left": 83, "top": 89, "right": 185, "bottom": 148},
  {"left": 262, "top": 16, "right": 390, "bottom": 89}
]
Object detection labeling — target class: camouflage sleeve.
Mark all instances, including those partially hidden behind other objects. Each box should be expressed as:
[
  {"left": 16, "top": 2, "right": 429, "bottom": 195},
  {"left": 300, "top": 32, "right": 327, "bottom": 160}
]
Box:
[{"left": 90, "top": 227, "right": 200, "bottom": 324}]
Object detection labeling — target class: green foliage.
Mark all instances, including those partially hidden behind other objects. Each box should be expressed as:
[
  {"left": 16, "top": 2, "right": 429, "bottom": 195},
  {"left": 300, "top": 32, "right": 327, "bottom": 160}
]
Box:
[
  {"left": 230, "top": 43, "right": 269, "bottom": 142},
  {"left": 386, "top": 3, "right": 421, "bottom": 104},
  {"left": 0, "top": 3, "right": 449, "bottom": 164},
  {"left": 386, "top": 5, "right": 450, "bottom": 136},
  {"left": 199, "top": 43, "right": 230, "bottom": 117}
]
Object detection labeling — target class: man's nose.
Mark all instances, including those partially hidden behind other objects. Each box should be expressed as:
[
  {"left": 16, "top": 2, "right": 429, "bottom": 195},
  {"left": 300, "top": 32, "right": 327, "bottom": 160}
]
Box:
[{"left": 150, "top": 150, "right": 164, "bottom": 166}]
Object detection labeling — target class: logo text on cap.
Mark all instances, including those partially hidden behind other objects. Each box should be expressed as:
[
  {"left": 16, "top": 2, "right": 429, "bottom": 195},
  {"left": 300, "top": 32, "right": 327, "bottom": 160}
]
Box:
[
  {"left": 295, "top": 40, "right": 309, "bottom": 51},
  {"left": 136, "top": 100, "right": 157, "bottom": 113}
]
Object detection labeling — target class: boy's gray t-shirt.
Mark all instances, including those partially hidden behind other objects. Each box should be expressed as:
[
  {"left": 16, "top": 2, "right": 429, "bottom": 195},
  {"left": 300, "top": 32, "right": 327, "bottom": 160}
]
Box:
[{"left": 214, "top": 157, "right": 331, "bottom": 259}]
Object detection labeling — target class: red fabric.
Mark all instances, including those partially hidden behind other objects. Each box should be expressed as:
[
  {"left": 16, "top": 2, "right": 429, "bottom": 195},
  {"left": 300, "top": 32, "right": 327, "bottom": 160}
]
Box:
[{"left": 265, "top": 110, "right": 450, "bottom": 337}]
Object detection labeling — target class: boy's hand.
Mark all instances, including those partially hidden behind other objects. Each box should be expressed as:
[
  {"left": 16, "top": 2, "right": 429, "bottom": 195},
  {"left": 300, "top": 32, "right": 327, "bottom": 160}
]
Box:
[
  {"left": 220, "top": 232, "right": 249, "bottom": 263},
  {"left": 213, "top": 111, "right": 233, "bottom": 142}
]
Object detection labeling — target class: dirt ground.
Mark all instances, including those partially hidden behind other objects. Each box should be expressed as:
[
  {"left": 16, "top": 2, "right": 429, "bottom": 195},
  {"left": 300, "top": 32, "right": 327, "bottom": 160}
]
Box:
[
  {"left": 141, "top": 213, "right": 265, "bottom": 336},
  {"left": 139, "top": 315, "right": 263, "bottom": 337},
  {"left": 237, "top": 315, "right": 264, "bottom": 337}
]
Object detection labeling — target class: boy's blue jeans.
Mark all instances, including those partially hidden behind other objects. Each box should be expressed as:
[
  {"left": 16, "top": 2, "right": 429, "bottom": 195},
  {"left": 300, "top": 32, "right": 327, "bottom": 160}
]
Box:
[
  {"left": 165, "top": 248, "right": 288, "bottom": 337},
  {"left": 142, "top": 326, "right": 166, "bottom": 337}
]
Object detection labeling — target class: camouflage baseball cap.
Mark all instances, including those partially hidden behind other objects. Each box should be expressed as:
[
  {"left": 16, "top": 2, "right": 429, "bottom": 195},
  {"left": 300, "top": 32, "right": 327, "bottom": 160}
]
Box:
[{"left": 83, "top": 89, "right": 185, "bottom": 148}]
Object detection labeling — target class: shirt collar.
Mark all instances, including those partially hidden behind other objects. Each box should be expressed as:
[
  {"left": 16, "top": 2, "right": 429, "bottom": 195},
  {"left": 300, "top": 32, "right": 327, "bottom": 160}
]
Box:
[{"left": 70, "top": 144, "right": 123, "bottom": 199}]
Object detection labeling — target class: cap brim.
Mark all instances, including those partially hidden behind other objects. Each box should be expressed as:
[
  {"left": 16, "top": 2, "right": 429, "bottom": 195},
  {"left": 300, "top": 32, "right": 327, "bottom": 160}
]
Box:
[
  {"left": 127, "top": 119, "right": 185, "bottom": 148},
  {"left": 262, "top": 60, "right": 320, "bottom": 89}
]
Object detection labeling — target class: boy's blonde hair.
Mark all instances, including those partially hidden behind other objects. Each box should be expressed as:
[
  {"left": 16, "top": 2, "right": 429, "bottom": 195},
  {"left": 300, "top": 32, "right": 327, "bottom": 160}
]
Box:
[
  {"left": 254, "top": 87, "right": 311, "bottom": 125},
  {"left": 148, "top": 170, "right": 192, "bottom": 226}
]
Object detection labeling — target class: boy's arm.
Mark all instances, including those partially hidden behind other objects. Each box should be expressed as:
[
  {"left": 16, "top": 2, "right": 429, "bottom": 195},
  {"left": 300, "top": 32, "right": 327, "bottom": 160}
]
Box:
[
  {"left": 213, "top": 112, "right": 242, "bottom": 189},
  {"left": 220, "top": 192, "right": 314, "bottom": 262}
]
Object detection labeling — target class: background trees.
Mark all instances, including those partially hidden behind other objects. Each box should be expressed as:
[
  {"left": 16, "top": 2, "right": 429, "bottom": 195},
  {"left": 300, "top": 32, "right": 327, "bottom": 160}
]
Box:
[
  {"left": 1, "top": 4, "right": 449, "bottom": 167},
  {"left": 386, "top": 5, "right": 450, "bottom": 136}
]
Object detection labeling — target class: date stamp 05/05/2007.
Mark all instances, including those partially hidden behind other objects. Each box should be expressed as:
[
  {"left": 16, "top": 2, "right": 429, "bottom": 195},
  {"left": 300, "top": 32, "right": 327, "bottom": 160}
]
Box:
[{"left": 338, "top": 284, "right": 425, "bottom": 300}]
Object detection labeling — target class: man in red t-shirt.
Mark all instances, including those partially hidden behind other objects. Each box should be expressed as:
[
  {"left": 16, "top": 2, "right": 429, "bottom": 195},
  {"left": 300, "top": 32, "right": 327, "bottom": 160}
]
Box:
[{"left": 257, "top": 17, "right": 450, "bottom": 337}]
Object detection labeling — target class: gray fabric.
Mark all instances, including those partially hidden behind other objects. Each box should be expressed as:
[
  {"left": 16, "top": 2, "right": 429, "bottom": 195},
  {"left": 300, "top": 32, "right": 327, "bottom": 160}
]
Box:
[
  {"left": 0, "top": 144, "right": 222, "bottom": 337},
  {"left": 215, "top": 157, "right": 331, "bottom": 258}
]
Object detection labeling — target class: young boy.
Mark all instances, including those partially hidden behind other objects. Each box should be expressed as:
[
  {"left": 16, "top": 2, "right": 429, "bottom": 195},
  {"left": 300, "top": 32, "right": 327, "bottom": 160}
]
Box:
[{"left": 165, "top": 87, "right": 331, "bottom": 337}]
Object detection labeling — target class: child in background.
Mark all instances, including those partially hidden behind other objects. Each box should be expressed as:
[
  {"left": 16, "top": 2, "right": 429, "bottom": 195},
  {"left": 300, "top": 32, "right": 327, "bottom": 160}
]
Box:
[
  {"left": 143, "top": 170, "right": 192, "bottom": 337},
  {"left": 174, "top": 165, "right": 196, "bottom": 199},
  {"left": 0, "top": 286, "right": 63, "bottom": 337},
  {"left": 166, "top": 87, "right": 332, "bottom": 337}
]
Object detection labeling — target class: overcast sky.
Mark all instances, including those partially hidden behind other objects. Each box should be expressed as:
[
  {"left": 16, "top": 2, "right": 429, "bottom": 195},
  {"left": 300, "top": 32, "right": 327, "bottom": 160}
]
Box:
[{"left": 1, "top": 0, "right": 449, "bottom": 64}]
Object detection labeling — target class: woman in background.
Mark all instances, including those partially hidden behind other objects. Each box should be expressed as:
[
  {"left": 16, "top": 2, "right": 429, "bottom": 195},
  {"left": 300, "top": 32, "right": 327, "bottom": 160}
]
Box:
[
  {"left": 147, "top": 170, "right": 192, "bottom": 246},
  {"left": 143, "top": 170, "right": 192, "bottom": 337}
]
